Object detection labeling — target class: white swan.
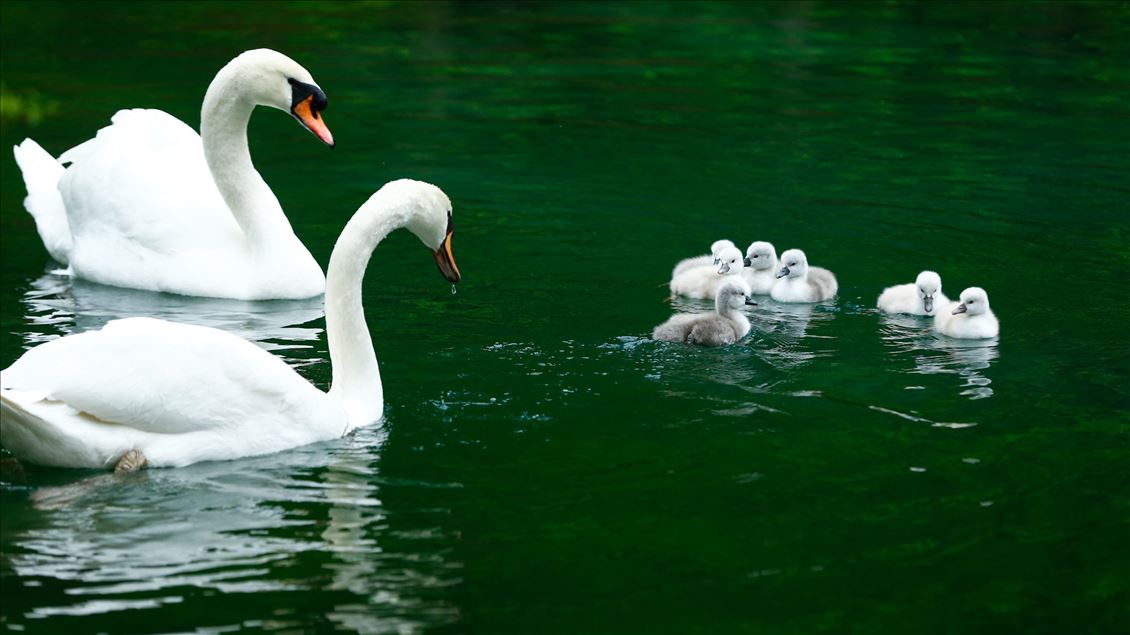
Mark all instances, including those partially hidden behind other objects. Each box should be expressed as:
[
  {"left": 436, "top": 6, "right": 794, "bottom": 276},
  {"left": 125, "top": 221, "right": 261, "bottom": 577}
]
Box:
[
  {"left": 934, "top": 287, "right": 998, "bottom": 339},
  {"left": 670, "top": 246, "right": 745, "bottom": 299},
  {"left": 11, "top": 49, "right": 335, "bottom": 300},
  {"left": 877, "top": 270, "right": 948, "bottom": 316},
  {"left": 0, "top": 179, "right": 461, "bottom": 470},
  {"left": 653, "top": 277, "right": 755, "bottom": 346},
  {"left": 671, "top": 239, "right": 736, "bottom": 278},
  {"left": 741, "top": 241, "right": 778, "bottom": 294},
  {"left": 770, "top": 249, "right": 838, "bottom": 303}
]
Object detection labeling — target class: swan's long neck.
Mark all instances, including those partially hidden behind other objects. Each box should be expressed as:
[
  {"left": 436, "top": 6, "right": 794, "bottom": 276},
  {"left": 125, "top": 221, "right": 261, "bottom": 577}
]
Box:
[
  {"left": 200, "top": 72, "right": 294, "bottom": 253},
  {"left": 325, "top": 200, "right": 409, "bottom": 428}
]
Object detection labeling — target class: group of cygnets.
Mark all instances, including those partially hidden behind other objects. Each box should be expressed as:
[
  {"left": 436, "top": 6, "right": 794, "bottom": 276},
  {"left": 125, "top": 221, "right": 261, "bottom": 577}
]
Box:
[{"left": 654, "top": 239, "right": 999, "bottom": 347}]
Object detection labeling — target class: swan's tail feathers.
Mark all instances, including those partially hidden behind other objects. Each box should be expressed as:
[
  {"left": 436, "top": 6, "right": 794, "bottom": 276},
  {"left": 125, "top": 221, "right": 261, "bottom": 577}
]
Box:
[
  {"left": 0, "top": 388, "right": 115, "bottom": 470},
  {"left": 12, "top": 139, "right": 72, "bottom": 266}
]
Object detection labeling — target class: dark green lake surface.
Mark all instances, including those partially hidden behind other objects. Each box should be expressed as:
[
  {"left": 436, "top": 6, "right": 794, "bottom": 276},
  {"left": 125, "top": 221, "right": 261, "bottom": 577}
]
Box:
[{"left": 1, "top": 2, "right": 1128, "bottom": 632}]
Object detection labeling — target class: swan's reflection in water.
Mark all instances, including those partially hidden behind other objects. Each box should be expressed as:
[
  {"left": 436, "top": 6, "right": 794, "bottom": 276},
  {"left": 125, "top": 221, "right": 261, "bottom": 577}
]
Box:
[
  {"left": 879, "top": 314, "right": 999, "bottom": 399},
  {"left": 749, "top": 301, "right": 837, "bottom": 372},
  {"left": 9, "top": 427, "right": 462, "bottom": 632},
  {"left": 19, "top": 272, "right": 325, "bottom": 365}
]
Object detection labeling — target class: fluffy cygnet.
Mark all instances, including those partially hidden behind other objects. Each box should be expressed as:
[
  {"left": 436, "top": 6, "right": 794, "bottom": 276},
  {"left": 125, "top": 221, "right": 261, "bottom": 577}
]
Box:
[
  {"left": 670, "top": 246, "right": 745, "bottom": 299},
  {"left": 653, "top": 277, "right": 756, "bottom": 347},
  {"left": 934, "top": 287, "right": 999, "bottom": 339},
  {"left": 671, "top": 239, "right": 736, "bottom": 278},
  {"left": 770, "top": 249, "right": 838, "bottom": 303},
  {"left": 741, "top": 241, "right": 778, "bottom": 294},
  {"left": 877, "top": 270, "right": 949, "bottom": 316}
]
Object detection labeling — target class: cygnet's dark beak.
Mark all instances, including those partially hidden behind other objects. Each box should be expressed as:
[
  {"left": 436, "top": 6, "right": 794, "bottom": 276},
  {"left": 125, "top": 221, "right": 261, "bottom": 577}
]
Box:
[
  {"left": 952, "top": 303, "right": 968, "bottom": 315},
  {"left": 432, "top": 215, "right": 460, "bottom": 284},
  {"left": 923, "top": 296, "right": 934, "bottom": 313},
  {"left": 743, "top": 257, "right": 752, "bottom": 267},
  {"left": 289, "top": 78, "right": 334, "bottom": 147},
  {"left": 717, "top": 262, "right": 731, "bottom": 275},
  {"left": 744, "top": 297, "right": 758, "bottom": 306},
  {"left": 776, "top": 266, "right": 790, "bottom": 279}
]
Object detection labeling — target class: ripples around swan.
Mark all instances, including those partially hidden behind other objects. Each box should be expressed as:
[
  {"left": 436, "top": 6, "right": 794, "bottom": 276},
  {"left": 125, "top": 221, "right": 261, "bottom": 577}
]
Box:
[{"left": 3, "top": 427, "right": 463, "bottom": 632}]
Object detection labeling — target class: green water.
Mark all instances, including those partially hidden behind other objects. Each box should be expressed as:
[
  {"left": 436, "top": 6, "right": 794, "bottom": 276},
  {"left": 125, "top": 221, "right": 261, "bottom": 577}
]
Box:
[{"left": 1, "top": 1, "right": 1128, "bottom": 632}]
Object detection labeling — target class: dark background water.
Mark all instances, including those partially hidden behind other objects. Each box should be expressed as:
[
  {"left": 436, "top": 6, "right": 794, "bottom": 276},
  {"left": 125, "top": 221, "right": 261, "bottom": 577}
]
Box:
[{"left": 1, "top": 1, "right": 1128, "bottom": 632}]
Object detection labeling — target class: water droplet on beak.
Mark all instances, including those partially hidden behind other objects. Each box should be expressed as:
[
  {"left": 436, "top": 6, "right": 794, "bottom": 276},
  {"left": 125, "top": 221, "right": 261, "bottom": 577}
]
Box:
[{"left": 451, "top": 284, "right": 457, "bottom": 296}]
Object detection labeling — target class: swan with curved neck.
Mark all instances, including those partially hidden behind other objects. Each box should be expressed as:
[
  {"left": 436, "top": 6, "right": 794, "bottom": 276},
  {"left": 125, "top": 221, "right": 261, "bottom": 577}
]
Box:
[
  {"left": 12, "top": 48, "right": 334, "bottom": 299},
  {"left": 0, "top": 180, "right": 460, "bottom": 470}
]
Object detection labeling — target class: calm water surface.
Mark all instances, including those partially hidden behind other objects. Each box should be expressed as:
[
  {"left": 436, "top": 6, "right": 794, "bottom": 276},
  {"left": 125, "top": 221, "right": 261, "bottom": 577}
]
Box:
[{"left": 1, "top": 2, "right": 1128, "bottom": 632}]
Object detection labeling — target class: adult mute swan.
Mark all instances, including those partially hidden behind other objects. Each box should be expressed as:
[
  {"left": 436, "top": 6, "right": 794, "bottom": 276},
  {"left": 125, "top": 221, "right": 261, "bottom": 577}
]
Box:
[
  {"left": 0, "top": 179, "right": 461, "bottom": 470},
  {"left": 653, "top": 277, "right": 756, "bottom": 347},
  {"left": 11, "top": 49, "right": 335, "bottom": 300},
  {"left": 934, "top": 287, "right": 998, "bottom": 339},
  {"left": 877, "top": 270, "right": 948, "bottom": 316},
  {"left": 770, "top": 249, "right": 838, "bottom": 303},
  {"left": 670, "top": 245, "right": 745, "bottom": 299},
  {"left": 671, "top": 239, "right": 736, "bottom": 278}
]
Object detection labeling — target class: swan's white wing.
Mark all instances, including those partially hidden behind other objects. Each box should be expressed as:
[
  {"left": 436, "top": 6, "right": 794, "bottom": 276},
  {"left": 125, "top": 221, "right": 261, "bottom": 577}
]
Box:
[
  {"left": 2, "top": 317, "right": 331, "bottom": 435},
  {"left": 878, "top": 282, "right": 916, "bottom": 313},
  {"left": 56, "top": 109, "right": 247, "bottom": 285}
]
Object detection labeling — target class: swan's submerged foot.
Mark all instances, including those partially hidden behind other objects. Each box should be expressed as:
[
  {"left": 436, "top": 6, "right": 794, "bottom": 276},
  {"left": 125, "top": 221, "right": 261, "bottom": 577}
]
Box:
[
  {"left": 0, "top": 457, "right": 27, "bottom": 483},
  {"left": 114, "top": 449, "right": 148, "bottom": 473}
]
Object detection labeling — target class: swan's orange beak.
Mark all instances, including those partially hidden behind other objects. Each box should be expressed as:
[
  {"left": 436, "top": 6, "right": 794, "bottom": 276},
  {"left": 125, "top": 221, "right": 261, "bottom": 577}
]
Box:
[
  {"left": 433, "top": 230, "right": 460, "bottom": 284},
  {"left": 292, "top": 95, "right": 334, "bottom": 147}
]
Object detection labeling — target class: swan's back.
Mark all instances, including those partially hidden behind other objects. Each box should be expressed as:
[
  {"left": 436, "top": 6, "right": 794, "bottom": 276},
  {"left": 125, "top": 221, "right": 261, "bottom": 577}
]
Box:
[
  {"left": 652, "top": 313, "right": 743, "bottom": 347},
  {"left": 58, "top": 109, "right": 243, "bottom": 262},
  {"left": 807, "top": 266, "right": 838, "bottom": 300},
  {"left": 1, "top": 318, "right": 341, "bottom": 467}
]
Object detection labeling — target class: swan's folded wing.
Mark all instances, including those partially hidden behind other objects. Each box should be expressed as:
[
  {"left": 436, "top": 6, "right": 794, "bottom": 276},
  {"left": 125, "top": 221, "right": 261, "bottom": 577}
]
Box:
[
  {"left": 1, "top": 318, "right": 329, "bottom": 435},
  {"left": 57, "top": 109, "right": 243, "bottom": 260}
]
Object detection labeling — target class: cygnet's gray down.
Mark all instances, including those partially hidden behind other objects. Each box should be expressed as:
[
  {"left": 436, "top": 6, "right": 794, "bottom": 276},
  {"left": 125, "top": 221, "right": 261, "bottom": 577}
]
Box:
[{"left": 653, "top": 277, "right": 755, "bottom": 347}]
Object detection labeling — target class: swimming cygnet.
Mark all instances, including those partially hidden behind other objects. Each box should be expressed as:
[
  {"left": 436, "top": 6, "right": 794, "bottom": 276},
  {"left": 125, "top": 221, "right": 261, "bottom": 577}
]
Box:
[
  {"left": 670, "top": 246, "right": 745, "bottom": 299},
  {"left": 770, "top": 249, "right": 838, "bottom": 303},
  {"left": 653, "top": 277, "right": 756, "bottom": 347},
  {"left": 671, "top": 239, "right": 736, "bottom": 278},
  {"left": 934, "top": 287, "right": 999, "bottom": 339},
  {"left": 741, "top": 241, "right": 778, "bottom": 294},
  {"left": 877, "top": 270, "right": 949, "bottom": 316}
]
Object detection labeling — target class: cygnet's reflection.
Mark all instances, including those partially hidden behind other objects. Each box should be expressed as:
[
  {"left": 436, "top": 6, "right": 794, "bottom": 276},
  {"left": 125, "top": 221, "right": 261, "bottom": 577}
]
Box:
[
  {"left": 750, "top": 301, "right": 836, "bottom": 371},
  {"left": 879, "top": 314, "right": 999, "bottom": 399},
  {"left": 20, "top": 271, "right": 325, "bottom": 363}
]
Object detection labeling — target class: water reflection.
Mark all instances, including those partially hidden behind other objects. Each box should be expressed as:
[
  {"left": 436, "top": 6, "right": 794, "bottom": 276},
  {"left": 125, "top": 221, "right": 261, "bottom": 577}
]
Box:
[
  {"left": 19, "top": 272, "right": 325, "bottom": 364},
  {"left": 749, "top": 301, "right": 837, "bottom": 371},
  {"left": 879, "top": 314, "right": 999, "bottom": 399},
  {"left": 5, "top": 427, "right": 462, "bottom": 632}
]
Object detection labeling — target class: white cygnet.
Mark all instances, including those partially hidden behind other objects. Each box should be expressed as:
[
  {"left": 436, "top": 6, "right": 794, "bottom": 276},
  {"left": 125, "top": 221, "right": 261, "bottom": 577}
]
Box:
[
  {"left": 670, "top": 246, "right": 745, "bottom": 300},
  {"left": 934, "top": 287, "right": 999, "bottom": 339},
  {"left": 741, "top": 241, "right": 778, "bottom": 294},
  {"left": 770, "top": 249, "right": 838, "bottom": 303},
  {"left": 877, "top": 270, "right": 949, "bottom": 316},
  {"left": 653, "top": 277, "right": 755, "bottom": 347},
  {"left": 671, "top": 239, "right": 736, "bottom": 278}
]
